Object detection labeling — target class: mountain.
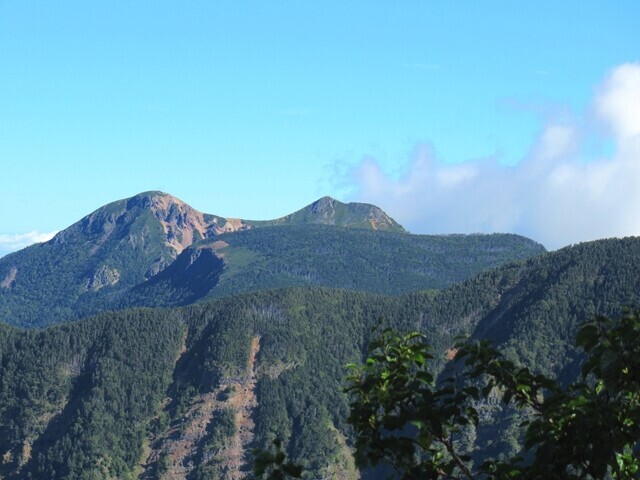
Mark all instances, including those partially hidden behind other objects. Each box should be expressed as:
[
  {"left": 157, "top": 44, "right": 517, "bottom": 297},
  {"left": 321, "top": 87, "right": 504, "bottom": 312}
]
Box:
[
  {"left": 120, "top": 225, "right": 545, "bottom": 311},
  {"left": 430, "top": 236, "right": 640, "bottom": 463},
  {"left": 0, "top": 191, "right": 208, "bottom": 327},
  {"left": 252, "top": 195, "right": 406, "bottom": 232},
  {"left": 0, "top": 289, "right": 412, "bottom": 480},
  {"left": 1, "top": 237, "right": 640, "bottom": 479},
  {"left": 17, "top": 190, "right": 636, "bottom": 478},
  {"left": 0, "top": 192, "right": 545, "bottom": 327}
]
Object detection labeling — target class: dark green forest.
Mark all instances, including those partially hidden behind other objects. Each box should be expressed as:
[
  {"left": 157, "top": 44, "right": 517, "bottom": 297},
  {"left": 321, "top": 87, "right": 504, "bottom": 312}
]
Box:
[
  {"left": 0, "top": 222, "right": 543, "bottom": 328},
  {"left": 2, "top": 237, "right": 640, "bottom": 479},
  {"left": 123, "top": 226, "right": 545, "bottom": 310}
]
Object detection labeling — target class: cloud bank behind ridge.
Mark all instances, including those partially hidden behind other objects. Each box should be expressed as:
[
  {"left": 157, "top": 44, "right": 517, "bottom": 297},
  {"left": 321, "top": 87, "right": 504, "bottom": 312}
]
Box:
[{"left": 346, "top": 63, "right": 640, "bottom": 249}]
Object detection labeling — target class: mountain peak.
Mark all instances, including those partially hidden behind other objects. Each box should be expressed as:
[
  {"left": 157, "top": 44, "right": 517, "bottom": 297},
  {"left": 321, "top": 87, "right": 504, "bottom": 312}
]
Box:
[
  {"left": 45, "top": 191, "right": 408, "bottom": 267},
  {"left": 309, "top": 196, "right": 340, "bottom": 214},
  {"left": 126, "top": 191, "right": 184, "bottom": 210},
  {"left": 132, "top": 190, "right": 172, "bottom": 199},
  {"left": 50, "top": 193, "right": 405, "bottom": 261},
  {"left": 314, "top": 195, "right": 339, "bottom": 204},
  {"left": 270, "top": 196, "right": 406, "bottom": 232}
]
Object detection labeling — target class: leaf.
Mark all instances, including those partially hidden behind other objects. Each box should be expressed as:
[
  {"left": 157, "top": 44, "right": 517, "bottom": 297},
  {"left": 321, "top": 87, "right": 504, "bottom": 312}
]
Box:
[{"left": 576, "top": 324, "right": 599, "bottom": 351}]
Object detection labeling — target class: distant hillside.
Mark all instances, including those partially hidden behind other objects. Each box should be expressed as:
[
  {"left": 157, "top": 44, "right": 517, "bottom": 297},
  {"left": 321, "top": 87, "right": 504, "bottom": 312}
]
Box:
[
  {"left": 452, "top": 237, "right": 640, "bottom": 376},
  {"left": 418, "top": 236, "right": 640, "bottom": 462},
  {"left": 0, "top": 192, "right": 545, "bottom": 327},
  {"left": 1, "top": 237, "right": 640, "bottom": 479},
  {"left": 252, "top": 196, "right": 406, "bottom": 232},
  {"left": 122, "top": 225, "right": 545, "bottom": 309}
]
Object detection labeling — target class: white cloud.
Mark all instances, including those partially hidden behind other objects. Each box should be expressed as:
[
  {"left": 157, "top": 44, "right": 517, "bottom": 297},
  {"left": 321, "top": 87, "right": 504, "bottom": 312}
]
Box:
[
  {"left": 595, "top": 63, "right": 640, "bottom": 139},
  {"left": 344, "top": 63, "right": 640, "bottom": 250},
  {"left": 0, "top": 231, "right": 58, "bottom": 257}
]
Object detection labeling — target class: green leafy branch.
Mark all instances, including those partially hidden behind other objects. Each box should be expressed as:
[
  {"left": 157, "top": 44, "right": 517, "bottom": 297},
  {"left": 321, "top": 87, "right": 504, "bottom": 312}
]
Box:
[{"left": 344, "top": 311, "right": 640, "bottom": 479}]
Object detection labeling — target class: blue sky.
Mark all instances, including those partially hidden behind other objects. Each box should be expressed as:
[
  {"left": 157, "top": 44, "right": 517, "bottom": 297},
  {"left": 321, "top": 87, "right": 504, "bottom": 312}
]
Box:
[{"left": 1, "top": 1, "right": 639, "bottom": 255}]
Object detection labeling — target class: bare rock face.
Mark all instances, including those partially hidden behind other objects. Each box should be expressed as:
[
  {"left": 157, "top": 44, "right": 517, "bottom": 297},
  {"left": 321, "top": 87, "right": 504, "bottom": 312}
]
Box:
[
  {"left": 0, "top": 267, "right": 17, "bottom": 289},
  {"left": 84, "top": 265, "right": 120, "bottom": 291},
  {"left": 142, "top": 336, "right": 262, "bottom": 480},
  {"left": 137, "top": 192, "right": 250, "bottom": 253},
  {"left": 208, "top": 217, "right": 249, "bottom": 235},
  {"left": 309, "top": 196, "right": 338, "bottom": 218},
  {"left": 144, "top": 194, "right": 207, "bottom": 252}
]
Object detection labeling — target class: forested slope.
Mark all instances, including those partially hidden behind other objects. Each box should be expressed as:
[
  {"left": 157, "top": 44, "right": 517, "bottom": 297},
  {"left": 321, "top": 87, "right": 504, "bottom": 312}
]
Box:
[
  {"left": 0, "top": 289, "right": 435, "bottom": 479},
  {"left": 2, "top": 237, "right": 640, "bottom": 479},
  {"left": 420, "top": 236, "right": 640, "bottom": 462},
  {"left": 121, "top": 226, "right": 545, "bottom": 310},
  {"left": 0, "top": 219, "right": 544, "bottom": 328}
]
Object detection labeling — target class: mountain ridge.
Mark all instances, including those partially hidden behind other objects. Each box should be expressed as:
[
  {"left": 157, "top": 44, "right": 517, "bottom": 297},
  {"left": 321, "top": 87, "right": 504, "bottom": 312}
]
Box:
[
  {"left": 46, "top": 191, "right": 404, "bottom": 253},
  {"left": 0, "top": 191, "right": 545, "bottom": 327}
]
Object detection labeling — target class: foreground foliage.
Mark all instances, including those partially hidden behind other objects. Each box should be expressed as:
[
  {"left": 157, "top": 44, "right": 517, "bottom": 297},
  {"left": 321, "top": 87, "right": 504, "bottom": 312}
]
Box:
[
  {"left": 247, "top": 439, "right": 303, "bottom": 480},
  {"left": 345, "top": 312, "right": 640, "bottom": 479}
]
